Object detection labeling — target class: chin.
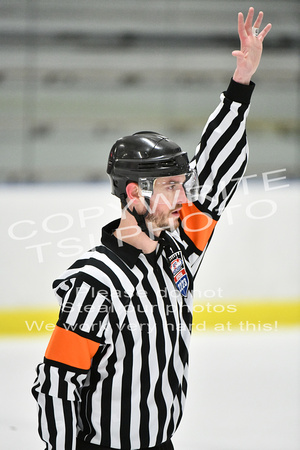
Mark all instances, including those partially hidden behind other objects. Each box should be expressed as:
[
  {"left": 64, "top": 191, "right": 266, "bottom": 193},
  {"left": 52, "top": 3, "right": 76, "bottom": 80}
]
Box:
[
  {"left": 164, "top": 218, "right": 180, "bottom": 232},
  {"left": 146, "top": 215, "right": 180, "bottom": 234}
]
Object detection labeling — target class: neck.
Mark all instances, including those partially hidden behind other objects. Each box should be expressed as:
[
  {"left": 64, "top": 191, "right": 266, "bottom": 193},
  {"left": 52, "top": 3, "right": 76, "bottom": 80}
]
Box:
[{"left": 114, "top": 210, "right": 159, "bottom": 254}]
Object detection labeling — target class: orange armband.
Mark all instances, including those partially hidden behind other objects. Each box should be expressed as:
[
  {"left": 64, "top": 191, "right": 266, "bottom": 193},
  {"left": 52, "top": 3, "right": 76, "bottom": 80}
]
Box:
[{"left": 45, "top": 325, "right": 100, "bottom": 370}]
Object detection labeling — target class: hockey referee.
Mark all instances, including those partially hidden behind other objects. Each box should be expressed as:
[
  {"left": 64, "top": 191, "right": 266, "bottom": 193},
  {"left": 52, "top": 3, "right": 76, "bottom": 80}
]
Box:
[{"left": 32, "top": 8, "right": 271, "bottom": 450}]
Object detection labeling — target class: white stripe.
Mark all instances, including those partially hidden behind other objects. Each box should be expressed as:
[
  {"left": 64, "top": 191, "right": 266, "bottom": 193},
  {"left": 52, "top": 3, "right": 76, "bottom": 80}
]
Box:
[
  {"left": 132, "top": 261, "right": 161, "bottom": 446},
  {"left": 37, "top": 392, "right": 51, "bottom": 447},
  {"left": 70, "top": 402, "right": 77, "bottom": 450},
  {"left": 66, "top": 281, "right": 90, "bottom": 326},
  {"left": 210, "top": 147, "right": 248, "bottom": 213},
  {"left": 60, "top": 278, "right": 76, "bottom": 309},
  {"left": 90, "top": 374, "right": 103, "bottom": 445},
  {"left": 54, "top": 247, "right": 135, "bottom": 295},
  {"left": 82, "top": 291, "right": 108, "bottom": 333},
  {"left": 64, "top": 371, "right": 85, "bottom": 402},
  {"left": 145, "top": 258, "right": 176, "bottom": 444},
  {"left": 200, "top": 94, "right": 225, "bottom": 137},
  {"left": 91, "top": 251, "right": 137, "bottom": 298},
  {"left": 37, "top": 363, "right": 46, "bottom": 393},
  {"left": 199, "top": 130, "right": 248, "bottom": 212},
  {"left": 127, "top": 304, "right": 142, "bottom": 450},
  {"left": 109, "top": 334, "right": 126, "bottom": 449},
  {"left": 90, "top": 329, "right": 115, "bottom": 445},
  {"left": 48, "top": 366, "right": 59, "bottom": 398},
  {"left": 53, "top": 396, "right": 66, "bottom": 449},
  {"left": 196, "top": 108, "right": 235, "bottom": 179}
]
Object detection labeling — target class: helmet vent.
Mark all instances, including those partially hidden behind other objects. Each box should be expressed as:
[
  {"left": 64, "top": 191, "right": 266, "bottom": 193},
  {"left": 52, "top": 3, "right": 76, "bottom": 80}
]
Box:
[
  {"left": 137, "top": 162, "right": 158, "bottom": 170},
  {"left": 137, "top": 160, "right": 176, "bottom": 170},
  {"left": 161, "top": 161, "right": 176, "bottom": 167}
]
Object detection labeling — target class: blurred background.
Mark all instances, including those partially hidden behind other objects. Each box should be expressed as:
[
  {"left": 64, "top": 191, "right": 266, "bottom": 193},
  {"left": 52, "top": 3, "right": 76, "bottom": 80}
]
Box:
[
  {"left": 0, "top": 1, "right": 300, "bottom": 449},
  {"left": 0, "top": 0, "right": 299, "bottom": 181}
]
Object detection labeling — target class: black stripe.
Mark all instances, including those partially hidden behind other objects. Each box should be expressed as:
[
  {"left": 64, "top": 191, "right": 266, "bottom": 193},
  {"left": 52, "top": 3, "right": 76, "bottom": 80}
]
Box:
[
  {"left": 96, "top": 246, "right": 140, "bottom": 285},
  {"left": 136, "top": 258, "right": 168, "bottom": 445},
  {"left": 55, "top": 279, "right": 73, "bottom": 298},
  {"left": 120, "top": 315, "right": 134, "bottom": 448},
  {"left": 42, "top": 362, "right": 52, "bottom": 395},
  {"left": 157, "top": 258, "right": 180, "bottom": 404},
  {"left": 220, "top": 151, "right": 248, "bottom": 209},
  {"left": 194, "top": 99, "right": 230, "bottom": 166},
  {"left": 43, "top": 357, "right": 89, "bottom": 375},
  {"left": 197, "top": 102, "right": 248, "bottom": 214},
  {"left": 57, "top": 366, "right": 69, "bottom": 400},
  {"left": 201, "top": 130, "right": 247, "bottom": 211},
  {"left": 63, "top": 400, "right": 75, "bottom": 449},
  {"left": 99, "top": 308, "right": 120, "bottom": 447},
  {"left": 200, "top": 111, "right": 247, "bottom": 189},
  {"left": 36, "top": 401, "right": 44, "bottom": 444},
  {"left": 78, "top": 348, "right": 105, "bottom": 443},
  {"left": 131, "top": 293, "right": 151, "bottom": 447},
  {"left": 45, "top": 395, "right": 57, "bottom": 448}
]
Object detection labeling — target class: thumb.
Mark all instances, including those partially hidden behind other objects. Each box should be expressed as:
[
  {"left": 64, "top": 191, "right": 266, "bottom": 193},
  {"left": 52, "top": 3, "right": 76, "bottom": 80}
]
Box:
[{"left": 232, "top": 50, "right": 243, "bottom": 58}]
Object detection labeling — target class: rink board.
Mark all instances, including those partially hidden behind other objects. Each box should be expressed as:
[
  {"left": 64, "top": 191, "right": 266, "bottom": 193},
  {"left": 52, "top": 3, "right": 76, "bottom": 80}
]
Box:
[{"left": 1, "top": 299, "right": 299, "bottom": 336}]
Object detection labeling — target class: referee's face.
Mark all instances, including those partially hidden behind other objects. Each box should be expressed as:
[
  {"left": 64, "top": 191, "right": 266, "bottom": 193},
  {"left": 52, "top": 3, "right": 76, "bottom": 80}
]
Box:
[{"left": 146, "top": 174, "right": 188, "bottom": 232}]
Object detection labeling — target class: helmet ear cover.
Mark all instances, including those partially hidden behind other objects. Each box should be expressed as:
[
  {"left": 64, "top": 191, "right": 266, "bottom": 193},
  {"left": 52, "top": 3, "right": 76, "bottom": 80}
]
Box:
[{"left": 138, "top": 178, "right": 154, "bottom": 199}]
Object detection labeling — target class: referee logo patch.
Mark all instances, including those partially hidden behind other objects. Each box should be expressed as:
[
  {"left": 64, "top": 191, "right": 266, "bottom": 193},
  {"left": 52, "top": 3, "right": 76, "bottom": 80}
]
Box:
[{"left": 169, "top": 251, "right": 189, "bottom": 297}]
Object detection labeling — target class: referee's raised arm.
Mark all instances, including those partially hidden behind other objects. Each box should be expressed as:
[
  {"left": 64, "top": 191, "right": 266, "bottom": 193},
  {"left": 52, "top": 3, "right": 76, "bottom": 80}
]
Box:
[{"left": 178, "top": 7, "right": 272, "bottom": 265}]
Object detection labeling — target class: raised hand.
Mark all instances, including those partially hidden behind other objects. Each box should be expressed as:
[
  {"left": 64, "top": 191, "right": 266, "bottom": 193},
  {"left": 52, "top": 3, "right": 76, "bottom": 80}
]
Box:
[{"left": 232, "top": 7, "right": 272, "bottom": 85}]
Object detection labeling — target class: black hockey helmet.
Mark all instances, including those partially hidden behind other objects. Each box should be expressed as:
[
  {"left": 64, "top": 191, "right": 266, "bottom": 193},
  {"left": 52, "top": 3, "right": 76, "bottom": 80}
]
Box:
[{"left": 107, "top": 131, "right": 191, "bottom": 205}]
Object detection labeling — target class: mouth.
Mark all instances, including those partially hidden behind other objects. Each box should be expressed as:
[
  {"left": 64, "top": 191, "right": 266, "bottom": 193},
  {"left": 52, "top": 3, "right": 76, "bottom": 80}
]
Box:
[{"left": 170, "top": 206, "right": 182, "bottom": 217}]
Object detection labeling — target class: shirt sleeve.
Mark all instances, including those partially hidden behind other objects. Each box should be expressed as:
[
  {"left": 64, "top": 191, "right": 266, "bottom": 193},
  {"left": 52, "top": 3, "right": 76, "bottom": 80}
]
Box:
[
  {"left": 179, "top": 79, "right": 255, "bottom": 268},
  {"left": 32, "top": 327, "right": 100, "bottom": 450},
  {"left": 32, "top": 272, "right": 110, "bottom": 449}
]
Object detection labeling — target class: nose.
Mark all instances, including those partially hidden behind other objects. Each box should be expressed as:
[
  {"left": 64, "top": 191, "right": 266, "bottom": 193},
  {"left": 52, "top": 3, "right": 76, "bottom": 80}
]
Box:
[{"left": 176, "top": 184, "right": 188, "bottom": 204}]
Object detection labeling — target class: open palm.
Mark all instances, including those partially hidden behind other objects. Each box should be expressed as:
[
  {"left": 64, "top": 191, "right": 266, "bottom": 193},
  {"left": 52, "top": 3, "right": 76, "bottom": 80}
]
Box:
[{"left": 232, "top": 7, "right": 272, "bottom": 84}]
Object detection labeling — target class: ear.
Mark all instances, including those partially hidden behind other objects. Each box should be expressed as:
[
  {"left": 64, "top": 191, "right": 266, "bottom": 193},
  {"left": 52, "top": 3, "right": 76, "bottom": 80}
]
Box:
[
  {"left": 126, "top": 182, "right": 140, "bottom": 202},
  {"left": 126, "top": 182, "right": 148, "bottom": 215}
]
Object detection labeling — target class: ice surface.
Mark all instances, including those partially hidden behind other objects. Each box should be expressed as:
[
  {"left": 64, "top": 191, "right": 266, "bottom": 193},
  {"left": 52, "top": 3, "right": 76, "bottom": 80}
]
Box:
[{"left": 1, "top": 330, "right": 300, "bottom": 450}]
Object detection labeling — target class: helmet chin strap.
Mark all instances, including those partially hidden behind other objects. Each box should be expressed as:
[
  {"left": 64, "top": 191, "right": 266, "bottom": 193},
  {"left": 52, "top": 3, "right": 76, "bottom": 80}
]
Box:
[{"left": 126, "top": 197, "right": 160, "bottom": 242}]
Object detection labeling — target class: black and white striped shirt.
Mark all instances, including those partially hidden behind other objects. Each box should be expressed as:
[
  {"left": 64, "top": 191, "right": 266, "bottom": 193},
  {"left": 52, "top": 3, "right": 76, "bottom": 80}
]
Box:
[{"left": 32, "top": 79, "right": 255, "bottom": 450}]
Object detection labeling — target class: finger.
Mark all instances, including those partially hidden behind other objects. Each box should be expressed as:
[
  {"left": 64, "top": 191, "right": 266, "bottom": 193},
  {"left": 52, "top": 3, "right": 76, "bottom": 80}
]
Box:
[
  {"left": 258, "top": 23, "right": 272, "bottom": 41},
  {"left": 253, "top": 11, "right": 264, "bottom": 30},
  {"left": 244, "top": 7, "right": 255, "bottom": 35},
  {"left": 237, "top": 12, "right": 248, "bottom": 39}
]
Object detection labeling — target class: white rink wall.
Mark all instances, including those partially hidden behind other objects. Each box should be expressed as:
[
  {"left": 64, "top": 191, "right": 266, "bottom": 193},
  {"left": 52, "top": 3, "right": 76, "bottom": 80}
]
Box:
[
  {"left": 1, "top": 176, "right": 299, "bottom": 309},
  {"left": 1, "top": 179, "right": 300, "bottom": 450}
]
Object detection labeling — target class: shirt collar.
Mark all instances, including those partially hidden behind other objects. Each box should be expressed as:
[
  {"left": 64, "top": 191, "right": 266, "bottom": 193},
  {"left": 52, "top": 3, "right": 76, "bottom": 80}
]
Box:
[{"left": 101, "top": 219, "right": 143, "bottom": 268}]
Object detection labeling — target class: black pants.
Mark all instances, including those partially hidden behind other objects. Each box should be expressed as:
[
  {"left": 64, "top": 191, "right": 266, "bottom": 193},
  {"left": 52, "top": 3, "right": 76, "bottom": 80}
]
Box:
[{"left": 76, "top": 439, "right": 174, "bottom": 450}]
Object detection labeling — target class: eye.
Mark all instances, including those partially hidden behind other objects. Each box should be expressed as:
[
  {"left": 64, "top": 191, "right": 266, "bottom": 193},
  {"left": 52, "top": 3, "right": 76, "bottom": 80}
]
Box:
[{"left": 166, "top": 183, "right": 176, "bottom": 191}]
